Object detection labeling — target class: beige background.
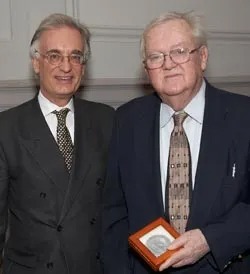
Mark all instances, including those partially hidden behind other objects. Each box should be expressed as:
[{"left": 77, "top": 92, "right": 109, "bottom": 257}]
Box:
[{"left": 0, "top": 0, "right": 250, "bottom": 109}]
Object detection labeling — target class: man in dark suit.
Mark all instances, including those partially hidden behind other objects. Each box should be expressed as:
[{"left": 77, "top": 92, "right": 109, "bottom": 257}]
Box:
[
  {"left": 0, "top": 13, "right": 114, "bottom": 274},
  {"left": 102, "top": 11, "right": 250, "bottom": 274}
]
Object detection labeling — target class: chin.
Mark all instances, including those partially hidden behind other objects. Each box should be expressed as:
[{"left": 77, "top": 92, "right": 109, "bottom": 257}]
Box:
[
  {"left": 160, "top": 87, "right": 184, "bottom": 97},
  {"left": 56, "top": 86, "right": 76, "bottom": 93}
]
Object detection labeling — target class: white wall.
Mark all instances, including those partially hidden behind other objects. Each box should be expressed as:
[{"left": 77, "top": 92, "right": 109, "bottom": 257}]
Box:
[{"left": 0, "top": 0, "right": 250, "bottom": 109}]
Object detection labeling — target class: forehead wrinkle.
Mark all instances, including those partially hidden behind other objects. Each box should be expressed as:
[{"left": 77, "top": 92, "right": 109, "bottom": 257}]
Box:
[
  {"left": 145, "top": 20, "right": 195, "bottom": 53},
  {"left": 39, "top": 27, "right": 83, "bottom": 54}
]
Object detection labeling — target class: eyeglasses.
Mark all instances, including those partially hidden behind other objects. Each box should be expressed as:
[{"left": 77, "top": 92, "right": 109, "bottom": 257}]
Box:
[
  {"left": 34, "top": 50, "right": 86, "bottom": 66},
  {"left": 144, "top": 46, "right": 201, "bottom": 69}
]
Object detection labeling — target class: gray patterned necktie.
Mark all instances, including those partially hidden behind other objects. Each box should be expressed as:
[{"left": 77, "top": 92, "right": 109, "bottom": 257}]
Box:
[
  {"left": 53, "top": 108, "right": 74, "bottom": 172},
  {"left": 167, "top": 112, "right": 191, "bottom": 233}
]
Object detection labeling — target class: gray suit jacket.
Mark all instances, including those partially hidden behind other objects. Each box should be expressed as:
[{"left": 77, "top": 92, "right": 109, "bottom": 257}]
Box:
[{"left": 0, "top": 96, "right": 114, "bottom": 274}]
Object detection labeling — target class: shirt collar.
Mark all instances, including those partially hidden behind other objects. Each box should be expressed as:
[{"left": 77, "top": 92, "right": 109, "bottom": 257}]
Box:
[
  {"left": 38, "top": 91, "right": 74, "bottom": 117},
  {"left": 160, "top": 103, "right": 175, "bottom": 128},
  {"left": 185, "top": 79, "right": 205, "bottom": 124},
  {"left": 160, "top": 79, "right": 206, "bottom": 127}
]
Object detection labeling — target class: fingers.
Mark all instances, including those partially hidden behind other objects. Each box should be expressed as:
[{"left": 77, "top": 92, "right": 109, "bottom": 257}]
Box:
[
  {"left": 167, "top": 234, "right": 187, "bottom": 250},
  {"left": 159, "top": 229, "right": 210, "bottom": 271},
  {"left": 159, "top": 247, "right": 188, "bottom": 271}
]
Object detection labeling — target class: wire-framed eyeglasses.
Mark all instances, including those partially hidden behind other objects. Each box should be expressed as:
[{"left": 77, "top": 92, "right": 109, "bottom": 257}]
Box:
[
  {"left": 144, "top": 46, "right": 202, "bottom": 69},
  {"left": 34, "top": 50, "right": 86, "bottom": 66}
]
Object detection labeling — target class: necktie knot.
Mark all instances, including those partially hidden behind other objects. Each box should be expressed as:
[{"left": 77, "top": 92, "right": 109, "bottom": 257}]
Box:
[
  {"left": 53, "top": 108, "right": 70, "bottom": 125},
  {"left": 173, "top": 112, "right": 188, "bottom": 127}
]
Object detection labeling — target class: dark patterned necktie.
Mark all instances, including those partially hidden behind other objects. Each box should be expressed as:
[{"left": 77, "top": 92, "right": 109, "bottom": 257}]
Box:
[
  {"left": 53, "top": 108, "right": 74, "bottom": 172},
  {"left": 167, "top": 112, "right": 191, "bottom": 233}
]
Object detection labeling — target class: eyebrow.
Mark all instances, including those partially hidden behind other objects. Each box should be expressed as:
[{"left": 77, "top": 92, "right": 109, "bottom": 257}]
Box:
[
  {"left": 45, "top": 49, "right": 84, "bottom": 55},
  {"left": 71, "top": 49, "right": 84, "bottom": 55},
  {"left": 146, "top": 44, "right": 193, "bottom": 56},
  {"left": 169, "top": 42, "right": 190, "bottom": 49},
  {"left": 46, "top": 49, "right": 61, "bottom": 54}
]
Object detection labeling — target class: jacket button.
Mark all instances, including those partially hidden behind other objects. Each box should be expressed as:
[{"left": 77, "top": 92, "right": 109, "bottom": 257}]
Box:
[
  {"left": 40, "top": 192, "right": 46, "bottom": 198},
  {"left": 57, "top": 225, "right": 63, "bottom": 232},
  {"left": 46, "top": 262, "right": 54, "bottom": 269},
  {"left": 96, "top": 178, "right": 103, "bottom": 186},
  {"left": 90, "top": 218, "right": 96, "bottom": 225}
]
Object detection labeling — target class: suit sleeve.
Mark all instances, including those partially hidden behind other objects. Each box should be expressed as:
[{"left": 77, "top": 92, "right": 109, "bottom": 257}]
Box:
[
  {"left": 201, "top": 152, "right": 250, "bottom": 272},
  {"left": 202, "top": 203, "right": 250, "bottom": 271},
  {"left": 101, "top": 114, "right": 132, "bottom": 274}
]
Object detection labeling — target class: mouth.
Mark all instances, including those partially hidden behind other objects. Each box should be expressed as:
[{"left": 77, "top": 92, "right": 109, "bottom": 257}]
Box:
[
  {"left": 55, "top": 76, "right": 73, "bottom": 82},
  {"left": 164, "top": 74, "right": 181, "bottom": 79}
]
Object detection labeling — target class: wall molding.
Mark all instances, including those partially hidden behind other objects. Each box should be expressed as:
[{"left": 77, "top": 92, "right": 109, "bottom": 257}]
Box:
[
  {"left": 89, "top": 24, "right": 250, "bottom": 43},
  {"left": 65, "top": 0, "right": 74, "bottom": 16},
  {"left": 0, "top": 76, "right": 249, "bottom": 111},
  {"left": 0, "top": 76, "right": 250, "bottom": 89},
  {"left": 208, "top": 31, "right": 250, "bottom": 42},
  {"left": 90, "top": 25, "right": 142, "bottom": 42},
  {"left": 0, "top": 0, "right": 12, "bottom": 41},
  {"left": 66, "top": 0, "right": 80, "bottom": 18}
]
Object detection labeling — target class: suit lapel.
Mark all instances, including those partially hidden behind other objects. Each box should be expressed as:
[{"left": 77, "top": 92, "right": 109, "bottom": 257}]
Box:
[
  {"left": 19, "top": 98, "right": 70, "bottom": 194},
  {"left": 134, "top": 94, "right": 164, "bottom": 221},
  {"left": 70, "top": 99, "right": 93, "bottom": 198},
  {"left": 58, "top": 99, "right": 94, "bottom": 221},
  {"left": 187, "top": 84, "right": 230, "bottom": 229}
]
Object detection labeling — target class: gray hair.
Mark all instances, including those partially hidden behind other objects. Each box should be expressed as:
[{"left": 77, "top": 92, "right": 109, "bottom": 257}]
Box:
[
  {"left": 30, "top": 13, "right": 91, "bottom": 63},
  {"left": 140, "top": 11, "right": 207, "bottom": 59}
]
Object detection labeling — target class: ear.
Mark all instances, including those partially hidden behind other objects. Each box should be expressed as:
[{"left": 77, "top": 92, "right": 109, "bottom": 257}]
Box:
[
  {"left": 199, "top": 46, "right": 209, "bottom": 71},
  {"left": 31, "top": 57, "right": 40, "bottom": 74},
  {"left": 143, "top": 63, "right": 150, "bottom": 79}
]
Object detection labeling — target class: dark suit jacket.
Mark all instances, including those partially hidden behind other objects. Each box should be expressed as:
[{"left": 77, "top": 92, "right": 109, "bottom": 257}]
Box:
[
  {"left": 0, "top": 96, "right": 114, "bottom": 274},
  {"left": 102, "top": 82, "right": 250, "bottom": 274}
]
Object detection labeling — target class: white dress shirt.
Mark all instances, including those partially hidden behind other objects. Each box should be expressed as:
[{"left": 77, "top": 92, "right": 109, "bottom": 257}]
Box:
[
  {"left": 38, "top": 91, "right": 75, "bottom": 144},
  {"left": 160, "top": 80, "right": 206, "bottom": 208}
]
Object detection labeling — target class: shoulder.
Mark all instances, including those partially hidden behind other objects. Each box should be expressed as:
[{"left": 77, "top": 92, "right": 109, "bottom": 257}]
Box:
[
  {"left": 0, "top": 99, "right": 35, "bottom": 124},
  {"left": 205, "top": 83, "right": 250, "bottom": 133},
  {"left": 116, "top": 93, "right": 160, "bottom": 116},
  {"left": 218, "top": 88, "right": 250, "bottom": 105},
  {"left": 74, "top": 99, "right": 115, "bottom": 127},
  {"left": 75, "top": 98, "right": 114, "bottom": 115},
  {"left": 206, "top": 82, "right": 250, "bottom": 111}
]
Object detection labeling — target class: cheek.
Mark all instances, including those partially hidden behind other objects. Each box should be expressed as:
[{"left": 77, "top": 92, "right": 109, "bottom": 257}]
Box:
[
  {"left": 74, "top": 67, "right": 84, "bottom": 81},
  {"left": 39, "top": 63, "right": 53, "bottom": 77},
  {"left": 40, "top": 69, "right": 59, "bottom": 90},
  {"left": 147, "top": 70, "right": 162, "bottom": 84},
  {"left": 182, "top": 64, "right": 202, "bottom": 83},
  {"left": 42, "top": 69, "right": 54, "bottom": 84}
]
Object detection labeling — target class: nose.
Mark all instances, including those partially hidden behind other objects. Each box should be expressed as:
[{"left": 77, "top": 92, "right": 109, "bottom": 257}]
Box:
[
  {"left": 59, "top": 56, "right": 72, "bottom": 72},
  {"left": 162, "top": 54, "right": 177, "bottom": 70}
]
